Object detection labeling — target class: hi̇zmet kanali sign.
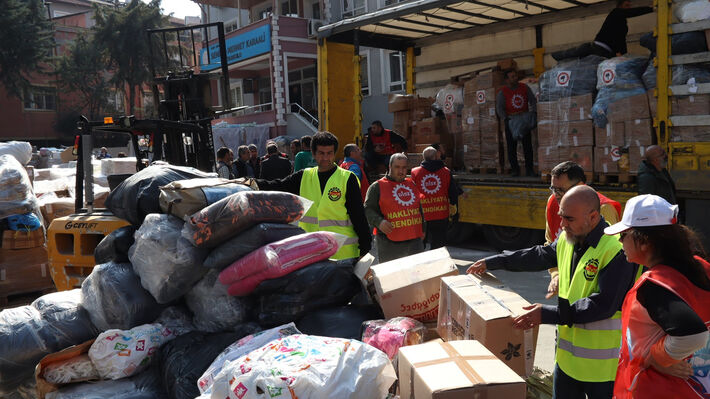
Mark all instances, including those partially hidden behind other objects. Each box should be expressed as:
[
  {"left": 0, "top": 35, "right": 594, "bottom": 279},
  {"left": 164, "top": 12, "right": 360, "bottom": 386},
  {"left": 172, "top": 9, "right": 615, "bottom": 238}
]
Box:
[{"left": 200, "top": 24, "right": 271, "bottom": 71}]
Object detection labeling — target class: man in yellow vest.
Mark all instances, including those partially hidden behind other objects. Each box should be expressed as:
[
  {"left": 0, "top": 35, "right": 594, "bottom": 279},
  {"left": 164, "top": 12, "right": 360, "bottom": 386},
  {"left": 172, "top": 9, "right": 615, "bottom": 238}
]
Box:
[
  {"left": 255, "top": 131, "right": 371, "bottom": 260},
  {"left": 364, "top": 153, "right": 425, "bottom": 263},
  {"left": 468, "top": 185, "right": 639, "bottom": 399}
]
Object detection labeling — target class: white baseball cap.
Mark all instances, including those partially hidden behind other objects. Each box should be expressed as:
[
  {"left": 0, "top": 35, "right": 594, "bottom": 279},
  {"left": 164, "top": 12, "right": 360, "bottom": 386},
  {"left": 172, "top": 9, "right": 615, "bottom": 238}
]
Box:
[{"left": 604, "top": 194, "right": 679, "bottom": 235}]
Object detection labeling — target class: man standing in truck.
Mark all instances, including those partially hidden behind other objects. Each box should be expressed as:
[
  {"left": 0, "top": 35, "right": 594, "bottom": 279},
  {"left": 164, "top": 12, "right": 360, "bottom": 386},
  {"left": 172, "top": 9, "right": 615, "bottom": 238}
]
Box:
[
  {"left": 363, "top": 121, "right": 408, "bottom": 174},
  {"left": 496, "top": 68, "right": 537, "bottom": 177}
]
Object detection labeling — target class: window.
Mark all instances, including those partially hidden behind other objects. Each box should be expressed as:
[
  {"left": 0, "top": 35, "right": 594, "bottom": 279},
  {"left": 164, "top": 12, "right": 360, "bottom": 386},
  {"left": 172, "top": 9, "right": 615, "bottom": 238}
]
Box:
[
  {"left": 106, "top": 91, "right": 125, "bottom": 113},
  {"left": 23, "top": 87, "right": 57, "bottom": 111},
  {"left": 312, "top": 1, "right": 321, "bottom": 19},
  {"left": 53, "top": 10, "right": 70, "bottom": 17},
  {"left": 360, "top": 52, "right": 370, "bottom": 96},
  {"left": 281, "top": 0, "right": 298, "bottom": 16},
  {"left": 230, "top": 83, "right": 243, "bottom": 107},
  {"left": 257, "top": 77, "right": 272, "bottom": 110},
  {"left": 387, "top": 51, "right": 406, "bottom": 92},
  {"left": 383, "top": 0, "right": 406, "bottom": 6},
  {"left": 342, "top": 0, "right": 365, "bottom": 18},
  {"left": 258, "top": 7, "right": 273, "bottom": 20}
]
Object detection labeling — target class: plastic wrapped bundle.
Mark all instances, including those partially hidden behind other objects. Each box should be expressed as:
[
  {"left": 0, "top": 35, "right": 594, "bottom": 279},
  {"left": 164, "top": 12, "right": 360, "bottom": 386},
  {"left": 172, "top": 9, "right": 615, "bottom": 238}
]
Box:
[
  {"left": 211, "top": 335, "right": 396, "bottom": 399},
  {"left": 197, "top": 323, "right": 300, "bottom": 396},
  {"left": 296, "top": 305, "right": 384, "bottom": 339},
  {"left": 44, "top": 365, "right": 166, "bottom": 399},
  {"left": 640, "top": 31, "right": 708, "bottom": 56},
  {"left": 154, "top": 306, "right": 195, "bottom": 337},
  {"left": 675, "top": 0, "right": 710, "bottom": 22},
  {"left": 158, "top": 331, "right": 242, "bottom": 399},
  {"left": 158, "top": 177, "right": 254, "bottom": 220},
  {"left": 435, "top": 84, "right": 464, "bottom": 114},
  {"left": 0, "top": 154, "right": 39, "bottom": 219},
  {"left": 129, "top": 214, "right": 208, "bottom": 304},
  {"left": 105, "top": 164, "right": 215, "bottom": 226},
  {"left": 182, "top": 191, "right": 310, "bottom": 249},
  {"left": 0, "top": 141, "right": 32, "bottom": 165},
  {"left": 203, "top": 223, "right": 305, "bottom": 270},
  {"left": 591, "top": 56, "right": 648, "bottom": 127},
  {"left": 186, "top": 270, "right": 252, "bottom": 332},
  {"left": 94, "top": 225, "right": 136, "bottom": 264},
  {"left": 80, "top": 262, "right": 164, "bottom": 331},
  {"left": 0, "top": 290, "right": 98, "bottom": 395},
  {"left": 539, "top": 55, "right": 605, "bottom": 101},
  {"left": 643, "top": 63, "right": 710, "bottom": 89},
  {"left": 253, "top": 259, "right": 361, "bottom": 327},
  {"left": 219, "top": 232, "right": 344, "bottom": 297},
  {"left": 361, "top": 317, "right": 426, "bottom": 360}
]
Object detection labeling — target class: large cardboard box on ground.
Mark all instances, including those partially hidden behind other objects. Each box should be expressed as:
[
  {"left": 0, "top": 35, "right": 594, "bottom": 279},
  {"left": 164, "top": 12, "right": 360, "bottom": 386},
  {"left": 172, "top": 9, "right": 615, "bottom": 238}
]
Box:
[
  {"left": 437, "top": 274, "right": 538, "bottom": 376},
  {"left": 607, "top": 93, "right": 650, "bottom": 122},
  {"left": 536, "top": 94, "right": 593, "bottom": 121},
  {"left": 594, "top": 146, "right": 620, "bottom": 174},
  {"left": 2, "top": 229, "right": 45, "bottom": 250},
  {"left": 559, "top": 146, "right": 593, "bottom": 173},
  {"left": 623, "top": 118, "right": 654, "bottom": 146},
  {"left": 372, "top": 248, "right": 458, "bottom": 323},
  {"left": 0, "top": 247, "right": 53, "bottom": 301},
  {"left": 398, "top": 339, "right": 527, "bottom": 399}
]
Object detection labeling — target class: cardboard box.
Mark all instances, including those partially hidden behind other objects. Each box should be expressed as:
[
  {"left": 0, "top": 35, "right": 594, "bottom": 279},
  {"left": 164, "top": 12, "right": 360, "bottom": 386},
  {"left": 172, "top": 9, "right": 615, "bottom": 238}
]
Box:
[
  {"left": 672, "top": 94, "right": 710, "bottom": 116},
  {"left": 2, "top": 229, "right": 45, "bottom": 250},
  {"left": 60, "top": 148, "right": 76, "bottom": 163},
  {"left": 40, "top": 197, "right": 76, "bottom": 226},
  {"left": 398, "top": 339, "right": 527, "bottom": 399},
  {"left": 36, "top": 339, "right": 97, "bottom": 397},
  {"left": 672, "top": 126, "right": 710, "bottom": 142},
  {"left": 393, "top": 110, "right": 411, "bottom": 138},
  {"left": 446, "top": 114, "right": 463, "bottom": 134},
  {"left": 536, "top": 94, "right": 593, "bottom": 121},
  {"left": 627, "top": 146, "right": 645, "bottom": 175},
  {"left": 595, "top": 122, "right": 625, "bottom": 147},
  {"left": 594, "top": 146, "right": 620, "bottom": 174},
  {"left": 372, "top": 248, "right": 459, "bottom": 322},
  {"left": 461, "top": 106, "right": 479, "bottom": 132},
  {"left": 475, "top": 71, "right": 505, "bottom": 91},
  {"left": 538, "top": 146, "right": 559, "bottom": 171},
  {"left": 559, "top": 146, "right": 593, "bottom": 172},
  {"left": 438, "top": 274, "right": 538, "bottom": 376},
  {"left": 538, "top": 120, "right": 593, "bottom": 147},
  {"left": 607, "top": 93, "right": 650, "bottom": 122},
  {"left": 624, "top": 118, "right": 654, "bottom": 146},
  {"left": 497, "top": 59, "right": 518, "bottom": 71},
  {"left": 647, "top": 90, "right": 657, "bottom": 117},
  {"left": 0, "top": 247, "right": 53, "bottom": 297},
  {"left": 388, "top": 94, "right": 413, "bottom": 112}
]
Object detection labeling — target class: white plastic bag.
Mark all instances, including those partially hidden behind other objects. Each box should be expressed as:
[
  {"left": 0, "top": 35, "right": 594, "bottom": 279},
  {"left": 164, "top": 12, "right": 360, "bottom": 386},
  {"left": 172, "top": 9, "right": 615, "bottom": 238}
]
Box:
[
  {"left": 0, "top": 141, "right": 32, "bottom": 165},
  {"left": 211, "top": 334, "right": 396, "bottom": 399},
  {"left": 43, "top": 354, "right": 99, "bottom": 385},
  {"left": 674, "top": 0, "right": 710, "bottom": 22},
  {"left": 0, "top": 154, "right": 38, "bottom": 218}
]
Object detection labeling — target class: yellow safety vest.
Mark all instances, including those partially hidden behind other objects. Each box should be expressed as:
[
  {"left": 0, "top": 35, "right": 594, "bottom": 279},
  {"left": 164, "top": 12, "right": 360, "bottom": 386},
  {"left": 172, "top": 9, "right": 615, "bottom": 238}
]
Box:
[
  {"left": 556, "top": 231, "right": 624, "bottom": 382},
  {"left": 299, "top": 166, "right": 360, "bottom": 260}
]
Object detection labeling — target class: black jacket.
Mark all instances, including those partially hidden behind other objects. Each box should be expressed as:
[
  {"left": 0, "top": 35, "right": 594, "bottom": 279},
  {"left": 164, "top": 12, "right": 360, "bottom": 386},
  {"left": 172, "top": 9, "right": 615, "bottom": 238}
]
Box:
[
  {"left": 638, "top": 160, "right": 676, "bottom": 204},
  {"left": 259, "top": 154, "right": 292, "bottom": 180},
  {"left": 595, "top": 7, "right": 653, "bottom": 54}
]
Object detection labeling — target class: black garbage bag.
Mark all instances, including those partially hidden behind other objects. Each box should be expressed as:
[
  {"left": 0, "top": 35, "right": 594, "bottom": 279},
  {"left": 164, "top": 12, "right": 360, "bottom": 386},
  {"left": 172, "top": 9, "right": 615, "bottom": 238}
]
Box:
[
  {"left": 80, "top": 262, "right": 165, "bottom": 331},
  {"left": 203, "top": 223, "right": 305, "bottom": 270},
  {"left": 43, "top": 364, "right": 168, "bottom": 399},
  {"left": 94, "top": 225, "right": 136, "bottom": 264},
  {"left": 640, "top": 31, "right": 708, "bottom": 56},
  {"left": 158, "top": 331, "right": 242, "bottom": 399},
  {"left": 296, "top": 305, "right": 385, "bottom": 339},
  {"left": 105, "top": 164, "right": 213, "bottom": 226},
  {"left": 253, "top": 260, "right": 361, "bottom": 327},
  {"left": 186, "top": 270, "right": 254, "bottom": 333},
  {"left": 0, "top": 290, "right": 98, "bottom": 396}
]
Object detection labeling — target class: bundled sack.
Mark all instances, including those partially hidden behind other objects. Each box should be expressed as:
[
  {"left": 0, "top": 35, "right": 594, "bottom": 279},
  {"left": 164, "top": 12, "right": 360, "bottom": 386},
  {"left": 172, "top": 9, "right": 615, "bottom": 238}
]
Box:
[
  {"left": 186, "top": 270, "right": 253, "bottom": 333},
  {"left": 89, "top": 323, "right": 180, "bottom": 380},
  {"left": 158, "top": 331, "right": 242, "bottom": 399},
  {"left": 0, "top": 141, "right": 32, "bottom": 165},
  {"left": 209, "top": 335, "right": 396, "bottom": 399},
  {"left": 361, "top": 317, "right": 425, "bottom": 361},
  {"left": 0, "top": 290, "right": 98, "bottom": 395},
  {"left": 0, "top": 154, "right": 39, "bottom": 219},
  {"left": 643, "top": 63, "right": 710, "bottom": 89},
  {"left": 219, "top": 232, "right": 345, "bottom": 297},
  {"left": 182, "top": 191, "right": 310, "bottom": 249},
  {"left": 640, "top": 31, "right": 708, "bottom": 56},
  {"left": 198, "top": 322, "right": 300, "bottom": 396},
  {"left": 159, "top": 177, "right": 256, "bottom": 220},
  {"left": 80, "top": 262, "right": 164, "bottom": 331},
  {"left": 253, "top": 259, "right": 361, "bottom": 327},
  {"left": 94, "top": 226, "right": 136, "bottom": 264},
  {"left": 675, "top": 0, "right": 710, "bottom": 22},
  {"left": 539, "top": 55, "right": 604, "bottom": 101},
  {"left": 203, "top": 223, "right": 305, "bottom": 270},
  {"left": 296, "top": 305, "right": 384, "bottom": 339},
  {"left": 129, "top": 214, "right": 208, "bottom": 304},
  {"left": 105, "top": 164, "right": 215, "bottom": 226},
  {"left": 591, "top": 56, "right": 648, "bottom": 128},
  {"left": 44, "top": 366, "right": 166, "bottom": 399}
]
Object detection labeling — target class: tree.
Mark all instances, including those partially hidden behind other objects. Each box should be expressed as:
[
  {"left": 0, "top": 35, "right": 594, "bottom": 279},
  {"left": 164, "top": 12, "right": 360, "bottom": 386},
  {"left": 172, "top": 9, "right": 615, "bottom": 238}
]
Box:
[
  {"left": 0, "top": 0, "right": 54, "bottom": 98},
  {"left": 92, "top": 0, "right": 168, "bottom": 115},
  {"left": 55, "top": 34, "right": 111, "bottom": 119}
]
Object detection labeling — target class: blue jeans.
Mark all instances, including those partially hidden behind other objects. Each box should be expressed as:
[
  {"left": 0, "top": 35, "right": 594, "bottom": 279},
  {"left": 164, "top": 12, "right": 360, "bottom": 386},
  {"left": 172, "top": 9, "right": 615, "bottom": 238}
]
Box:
[{"left": 553, "top": 364, "right": 614, "bottom": 399}]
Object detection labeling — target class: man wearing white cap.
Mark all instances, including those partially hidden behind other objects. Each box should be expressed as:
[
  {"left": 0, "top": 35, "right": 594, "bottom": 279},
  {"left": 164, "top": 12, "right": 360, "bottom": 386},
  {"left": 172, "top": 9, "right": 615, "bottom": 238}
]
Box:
[{"left": 468, "top": 185, "right": 640, "bottom": 399}]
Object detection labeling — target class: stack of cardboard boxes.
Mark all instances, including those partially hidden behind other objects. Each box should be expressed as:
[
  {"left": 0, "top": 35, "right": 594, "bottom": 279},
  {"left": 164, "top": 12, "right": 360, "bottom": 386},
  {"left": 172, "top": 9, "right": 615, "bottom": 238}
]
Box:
[
  {"left": 670, "top": 94, "right": 710, "bottom": 142},
  {"left": 0, "top": 229, "right": 53, "bottom": 306},
  {"left": 461, "top": 70, "right": 505, "bottom": 171},
  {"left": 388, "top": 94, "right": 436, "bottom": 143},
  {"left": 536, "top": 94, "right": 595, "bottom": 174}
]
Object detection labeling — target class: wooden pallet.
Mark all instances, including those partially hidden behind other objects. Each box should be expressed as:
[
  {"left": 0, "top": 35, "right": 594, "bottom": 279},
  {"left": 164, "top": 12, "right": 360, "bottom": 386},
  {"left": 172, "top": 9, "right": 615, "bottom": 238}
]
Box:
[
  {"left": 0, "top": 288, "right": 56, "bottom": 309},
  {"left": 595, "top": 172, "right": 636, "bottom": 185}
]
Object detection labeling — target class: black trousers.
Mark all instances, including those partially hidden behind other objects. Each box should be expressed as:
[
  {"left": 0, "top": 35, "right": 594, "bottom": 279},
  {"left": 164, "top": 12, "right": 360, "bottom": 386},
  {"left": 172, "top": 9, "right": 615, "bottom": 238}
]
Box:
[
  {"left": 424, "top": 219, "right": 448, "bottom": 249},
  {"left": 551, "top": 42, "right": 615, "bottom": 62},
  {"left": 553, "top": 364, "right": 614, "bottom": 399},
  {"left": 504, "top": 121, "right": 534, "bottom": 173}
]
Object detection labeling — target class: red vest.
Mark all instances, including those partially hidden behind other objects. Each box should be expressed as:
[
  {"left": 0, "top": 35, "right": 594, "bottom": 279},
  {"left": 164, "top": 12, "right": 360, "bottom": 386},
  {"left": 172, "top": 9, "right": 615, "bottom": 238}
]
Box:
[
  {"left": 614, "top": 257, "right": 710, "bottom": 399},
  {"left": 370, "top": 129, "right": 394, "bottom": 155},
  {"left": 377, "top": 177, "right": 423, "bottom": 242},
  {"left": 340, "top": 159, "right": 369, "bottom": 201},
  {"left": 546, "top": 192, "right": 622, "bottom": 242},
  {"left": 410, "top": 166, "right": 451, "bottom": 222},
  {"left": 500, "top": 83, "right": 529, "bottom": 116}
]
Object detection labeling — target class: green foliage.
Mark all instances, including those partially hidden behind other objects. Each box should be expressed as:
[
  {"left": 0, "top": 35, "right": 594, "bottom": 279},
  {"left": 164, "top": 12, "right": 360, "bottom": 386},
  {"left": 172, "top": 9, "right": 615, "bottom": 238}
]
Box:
[{"left": 0, "top": 0, "right": 54, "bottom": 98}]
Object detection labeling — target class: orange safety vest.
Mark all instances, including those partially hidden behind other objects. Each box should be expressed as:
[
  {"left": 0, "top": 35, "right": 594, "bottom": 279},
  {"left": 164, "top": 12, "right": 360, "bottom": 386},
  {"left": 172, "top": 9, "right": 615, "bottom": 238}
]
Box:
[
  {"left": 377, "top": 177, "right": 423, "bottom": 242},
  {"left": 410, "top": 166, "right": 451, "bottom": 222},
  {"left": 547, "top": 192, "right": 622, "bottom": 242},
  {"left": 369, "top": 130, "right": 395, "bottom": 155},
  {"left": 340, "top": 159, "right": 369, "bottom": 201},
  {"left": 500, "top": 83, "right": 529, "bottom": 116},
  {"left": 614, "top": 256, "right": 710, "bottom": 399}
]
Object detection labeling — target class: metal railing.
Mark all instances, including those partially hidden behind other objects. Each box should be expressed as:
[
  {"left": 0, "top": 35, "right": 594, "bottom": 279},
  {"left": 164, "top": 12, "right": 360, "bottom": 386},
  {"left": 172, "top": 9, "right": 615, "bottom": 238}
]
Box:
[
  {"left": 218, "top": 102, "right": 273, "bottom": 117},
  {"left": 289, "top": 102, "right": 319, "bottom": 128}
]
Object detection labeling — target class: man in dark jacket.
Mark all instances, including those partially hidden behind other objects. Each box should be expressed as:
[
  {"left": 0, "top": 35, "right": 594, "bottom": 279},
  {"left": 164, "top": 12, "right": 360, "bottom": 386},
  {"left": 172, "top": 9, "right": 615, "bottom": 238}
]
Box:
[
  {"left": 638, "top": 145, "right": 676, "bottom": 204},
  {"left": 232, "top": 145, "right": 255, "bottom": 178},
  {"left": 259, "top": 143, "right": 292, "bottom": 180},
  {"left": 363, "top": 120, "right": 408, "bottom": 174}
]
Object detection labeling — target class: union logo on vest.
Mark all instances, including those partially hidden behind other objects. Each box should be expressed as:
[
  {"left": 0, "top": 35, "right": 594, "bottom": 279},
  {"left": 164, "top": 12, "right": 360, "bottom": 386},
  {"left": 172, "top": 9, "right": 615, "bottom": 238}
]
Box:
[
  {"left": 421, "top": 174, "right": 442, "bottom": 195},
  {"left": 327, "top": 187, "right": 342, "bottom": 201},
  {"left": 393, "top": 184, "right": 416, "bottom": 207},
  {"left": 511, "top": 94, "right": 525, "bottom": 109},
  {"left": 583, "top": 258, "right": 600, "bottom": 281}
]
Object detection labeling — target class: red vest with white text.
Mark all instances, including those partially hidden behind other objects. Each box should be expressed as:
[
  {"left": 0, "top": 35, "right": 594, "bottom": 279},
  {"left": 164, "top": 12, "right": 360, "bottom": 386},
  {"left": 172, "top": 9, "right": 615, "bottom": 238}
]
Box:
[
  {"left": 410, "top": 166, "right": 451, "bottom": 221},
  {"left": 370, "top": 130, "right": 395, "bottom": 155},
  {"left": 547, "top": 192, "right": 622, "bottom": 242},
  {"left": 500, "top": 83, "right": 529, "bottom": 116},
  {"left": 377, "top": 177, "right": 423, "bottom": 242}
]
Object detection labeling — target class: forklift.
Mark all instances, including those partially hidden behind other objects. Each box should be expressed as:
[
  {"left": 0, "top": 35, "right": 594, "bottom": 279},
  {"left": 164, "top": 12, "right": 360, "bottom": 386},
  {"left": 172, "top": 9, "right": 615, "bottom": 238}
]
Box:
[{"left": 47, "top": 22, "right": 236, "bottom": 291}]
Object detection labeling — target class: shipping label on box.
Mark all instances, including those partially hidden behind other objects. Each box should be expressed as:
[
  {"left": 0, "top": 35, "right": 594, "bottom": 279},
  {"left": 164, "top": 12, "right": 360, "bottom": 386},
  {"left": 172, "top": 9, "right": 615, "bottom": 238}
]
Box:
[
  {"left": 372, "top": 247, "right": 459, "bottom": 322},
  {"left": 594, "top": 146, "right": 620, "bottom": 174},
  {"left": 437, "top": 274, "right": 537, "bottom": 376},
  {"left": 624, "top": 118, "right": 654, "bottom": 146},
  {"left": 399, "top": 339, "right": 527, "bottom": 399},
  {"left": 462, "top": 106, "right": 479, "bottom": 132}
]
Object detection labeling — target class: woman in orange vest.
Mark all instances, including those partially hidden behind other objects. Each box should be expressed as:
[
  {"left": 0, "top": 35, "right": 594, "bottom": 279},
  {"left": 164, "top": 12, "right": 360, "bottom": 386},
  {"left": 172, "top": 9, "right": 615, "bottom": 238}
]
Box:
[{"left": 604, "top": 194, "right": 710, "bottom": 399}]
